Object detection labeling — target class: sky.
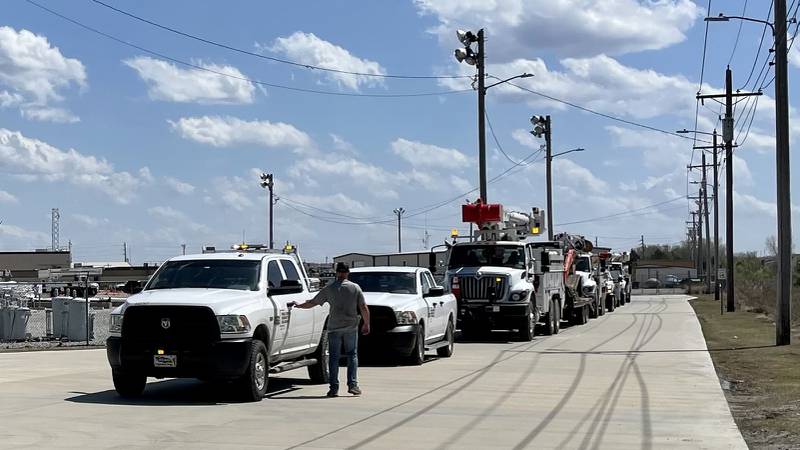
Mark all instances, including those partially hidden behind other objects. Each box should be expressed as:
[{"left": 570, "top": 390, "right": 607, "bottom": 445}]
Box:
[{"left": 0, "top": 0, "right": 797, "bottom": 264}]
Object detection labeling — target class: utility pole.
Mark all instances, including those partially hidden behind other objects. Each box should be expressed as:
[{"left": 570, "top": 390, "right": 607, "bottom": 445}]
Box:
[
  {"left": 775, "top": 0, "right": 792, "bottom": 345},
  {"left": 544, "top": 115, "right": 554, "bottom": 240},
  {"left": 123, "top": 242, "right": 128, "bottom": 263},
  {"left": 259, "top": 173, "right": 275, "bottom": 249},
  {"left": 698, "top": 69, "right": 760, "bottom": 312},
  {"left": 181, "top": 244, "right": 186, "bottom": 256},
  {"left": 702, "top": 152, "right": 712, "bottom": 294},
  {"left": 640, "top": 235, "right": 645, "bottom": 258},
  {"left": 393, "top": 208, "right": 405, "bottom": 252},
  {"left": 689, "top": 211, "right": 699, "bottom": 271},
  {"left": 477, "top": 29, "right": 487, "bottom": 203}
]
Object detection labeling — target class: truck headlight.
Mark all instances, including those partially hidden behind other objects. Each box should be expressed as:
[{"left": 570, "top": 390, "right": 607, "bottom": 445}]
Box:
[
  {"left": 217, "top": 315, "right": 251, "bottom": 334},
  {"left": 510, "top": 290, "right": 529, "bottom": 301},
  {"left": 395, "top": 311, "right": 417, "bottom": 325},
  {"left": 109, "top": 314, "right": 123, "bottom": 333}
]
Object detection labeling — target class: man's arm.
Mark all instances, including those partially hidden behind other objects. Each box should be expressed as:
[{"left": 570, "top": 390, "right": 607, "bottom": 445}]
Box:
[
  {"left": 357, "top": 288, "right": 370, "bottom": 335},
  {"left": 289, "top": 286, "right": 327, "bottom": 309}
]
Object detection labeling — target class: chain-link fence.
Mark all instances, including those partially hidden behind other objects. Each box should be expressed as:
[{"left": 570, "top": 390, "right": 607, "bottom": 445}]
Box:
[{"left": 1, "top": 283, "right": 114, "bottom": 350}]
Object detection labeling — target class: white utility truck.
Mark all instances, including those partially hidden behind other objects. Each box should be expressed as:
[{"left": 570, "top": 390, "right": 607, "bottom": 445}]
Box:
[
  {"left": 349, "top": 266, "right": 456, "bottom": 365},
  {"left": 106, "top": 244, "right": 329, "bottom": 402}
]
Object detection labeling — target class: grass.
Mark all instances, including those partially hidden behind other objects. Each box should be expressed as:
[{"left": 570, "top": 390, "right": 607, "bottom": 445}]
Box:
[{"left": 691, "top": 295, "right": 800, "bottom": 449}]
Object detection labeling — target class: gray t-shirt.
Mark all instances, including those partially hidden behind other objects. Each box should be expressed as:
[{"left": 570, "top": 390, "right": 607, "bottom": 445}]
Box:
[{"left": 311, "top": 279, "right": 366, "bottom": 332}]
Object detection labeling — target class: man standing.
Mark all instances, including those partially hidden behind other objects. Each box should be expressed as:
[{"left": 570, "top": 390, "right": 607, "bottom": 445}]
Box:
[{"left": 291, "top": 262, "right": 370, "bottom": 397}]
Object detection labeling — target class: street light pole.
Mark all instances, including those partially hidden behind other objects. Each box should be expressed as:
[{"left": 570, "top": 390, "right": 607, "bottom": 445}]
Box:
[
  {"left": 259, "top": 173, "right": 275, "bottom": 249},
  {"left": 544, "top": 115, "right": 553, "bottom": 240},
  {"left": 477, "top": 29, "right": 487, "bottom": 203},
  {"left": 393, "top": 208, "right": 405, "bottom": 253}
]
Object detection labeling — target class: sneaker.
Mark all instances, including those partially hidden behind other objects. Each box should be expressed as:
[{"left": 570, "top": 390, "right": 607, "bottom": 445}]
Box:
[
  {"left": 326, "top": 389, "right": 338, "bottom": 398},
  {"left": 348, "top": 385, "right": 362, "bottom": 396}
]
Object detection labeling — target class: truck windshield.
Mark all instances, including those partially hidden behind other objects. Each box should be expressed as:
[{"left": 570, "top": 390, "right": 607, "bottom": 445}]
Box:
[
  {"left": 146, "top": 260, "right": 261, "bottom": 291},
  {"left": 575, "top": 257, "right": 591, "bottom": 272},
  {"left": 348, "top": 272, "right": 417, "bottom": 294},
  {"left": 448, "top": 245, "right": 526, "bottom": 269}
]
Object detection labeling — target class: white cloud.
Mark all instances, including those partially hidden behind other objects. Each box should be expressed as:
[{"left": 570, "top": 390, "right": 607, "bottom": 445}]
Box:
[
  {"left": 735, "top": 192, "right": 776, "bottom": 218},
  {"left": 169, "top": 116, "right": 314, "bottom": 152},
  {"left": 164, "top": 177, "right": 196, "bottom": 195},
  {"left": 124, "top": 56, "right": 255, "bottom": 104},
  {"left": 445, "top": 55, "right": 712, "bottom": 121},
  {"left": 0, "top": 128, "right": 145, "bottom": 204},
  {"left": 391, "top": 138, "right": 470, "bottom": 169},
  {"left": 148, "top": 206, "right": 210, "bottom": 234},
  {"left": 203, "top": 175, "right": 256, "bottom": 212},
  {"left": 511, "top": 128, "right": 543, "bottom": 150},
  {"left": 0, "top": 223, "right": 49, "bottom": 245},
  {"left": 70, "top": 213, "right": 108, "bottom": 228},
  {"left": 266, "top": 32, "right": 385, "bottom": 91},
  {"left": 450, "top": 175, "right": 472, "bottom": 192},
  {"left": 0, "top": 190, "right": 18, "bottom": 204},
  {"left": 415, "top": 0, "right": 701, "bottom": 58},
  {"left": 289, "top": 156, "right": 399, "bottom": 199},
  {"left": 606, "top": 125, "right": 691, "bottom": 171},
  {"left": 733, "top": 155, "right": 754, "bottom": 186},
  {"left": 330, "top": 134, "right": 357, "bottom": 154},
  {"left": 291, "top": 193, "right": 376, "bottom": 218},
  {"left": 0, "top": 26, "right": 85, "bottom": 122}
]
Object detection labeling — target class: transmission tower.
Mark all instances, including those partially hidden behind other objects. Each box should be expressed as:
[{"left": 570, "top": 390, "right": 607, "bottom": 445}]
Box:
[{"left": 51, "top": 208, "right": 60, "bottom": 251}]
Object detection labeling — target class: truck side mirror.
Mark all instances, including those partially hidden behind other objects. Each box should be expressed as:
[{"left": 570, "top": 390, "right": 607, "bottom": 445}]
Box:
[
  {"left": 268, "top": 279, "right": 303, "bottom": 296},
  {"left": 424, "top": 286, "right": 445, "bottom": 297}
]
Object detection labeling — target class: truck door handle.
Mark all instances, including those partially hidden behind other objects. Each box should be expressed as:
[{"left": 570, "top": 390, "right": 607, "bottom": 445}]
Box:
[{"left": 439, "top": 301, "right": 444, "bottom": 306}]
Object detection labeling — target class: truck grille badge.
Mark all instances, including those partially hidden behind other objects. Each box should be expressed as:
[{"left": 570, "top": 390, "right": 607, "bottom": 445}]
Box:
[{"left": 161, "top": 318, "right": 171, "bottom": 330}]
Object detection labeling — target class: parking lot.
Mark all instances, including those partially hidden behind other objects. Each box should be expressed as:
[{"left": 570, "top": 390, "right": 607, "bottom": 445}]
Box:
[{"left": 0, "top": 295, "right": 745, "bottom": 449}]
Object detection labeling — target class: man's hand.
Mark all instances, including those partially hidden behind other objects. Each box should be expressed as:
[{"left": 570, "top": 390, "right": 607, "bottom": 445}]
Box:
[
  {"left": 287, "top": 301, "right": 297, "bottom": 308},
  {"left": 361, "top": 322, "right": 370, "bottom": 335}
]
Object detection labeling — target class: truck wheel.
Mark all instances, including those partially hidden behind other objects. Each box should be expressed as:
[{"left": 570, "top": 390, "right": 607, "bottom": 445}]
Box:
[
  {"left": 543, "top": 299, "right": 555, "bottom": 336},
  {"left": 519, "top": 306, "right": 536, "bottom": 341},
  {"left": 406, "top": 325, "right": 425, "bottom": 366},
  {"left": 437, "top": 320, "right": 455, "bottom": 357},
  {"left": 308, "top": 329, "right": 330, "bottom": 384},
  {"left": 607, "top": 294, "right": 615, "bottom": 312},
  {"left": 112, "top": 369, "right": 146, "bottom": 398},
  {"left": 552, "top": 299, "right": 561, "bottom": 334},
  {"left": 237, "top": 340, "right": 269, "bottom": 402}
]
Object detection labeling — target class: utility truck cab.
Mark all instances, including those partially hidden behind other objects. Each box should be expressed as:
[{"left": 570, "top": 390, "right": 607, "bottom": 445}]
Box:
[
  {"left": 106, "top": 243, "right": 329, "bottom": 402},
  {"left": 444, "top": 201, "right": 553, "bottom": 341}
]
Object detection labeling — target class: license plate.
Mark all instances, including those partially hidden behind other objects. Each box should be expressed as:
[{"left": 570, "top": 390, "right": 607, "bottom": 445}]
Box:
[
  {"left": 153, "top": 354, "right": 177, "bottom": 368},
  {"left": 487, "top": 305, "right": 500, "bottom": 312}
]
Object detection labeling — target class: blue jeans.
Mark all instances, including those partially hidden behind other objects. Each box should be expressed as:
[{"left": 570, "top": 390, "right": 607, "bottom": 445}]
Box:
[{"left": 327, "top": 329, "right": 358, "bottom": 391}]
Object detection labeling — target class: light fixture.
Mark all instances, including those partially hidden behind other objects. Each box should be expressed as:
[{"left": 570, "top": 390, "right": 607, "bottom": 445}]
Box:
[{"left": 456, "top": 29, "right": 477, "bottom": 46}]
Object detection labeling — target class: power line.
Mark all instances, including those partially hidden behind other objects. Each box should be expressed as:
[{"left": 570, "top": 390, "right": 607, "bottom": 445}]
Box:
[
  {"left": 692, "top": 0, "right": 714, "bottom": 166},
  {"left": 88, "top": 0, "right": 470, "bottom": 81},
  {"left": 556, "top": 197, "right": 685, "bottom": 226},
  {"left": 25, "top": 0, "right": 472, "bottom": 99},
  {"left": 739, "top": 1, "right": 773, "bottom": 89},
  {"left": 727, "top": 0, "right": 749, "bottom": 65},
  {"left": 485, "top": 107, "right": 533, "bottom": 166},
  {"left": 500, "top": 79, "right": 712, "bottom": 144}
]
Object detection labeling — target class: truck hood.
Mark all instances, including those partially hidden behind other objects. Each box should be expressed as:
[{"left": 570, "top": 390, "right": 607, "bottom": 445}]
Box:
[
  {"left": 362, "top": 292, "right": 419, "bottom": 311},
  {"left": 120, "top": 288, "right": 263, "bottom": 315},
  {"left": 448, "top": 266, "right": 521, "bottom": 277}
]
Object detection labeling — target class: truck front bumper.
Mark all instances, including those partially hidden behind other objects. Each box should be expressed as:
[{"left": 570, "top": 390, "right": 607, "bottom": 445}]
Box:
[
  {"left": 458, "top": 302, "right": 529, "bottom": 330},
  {"left": 107, "top": 336, "right": 252, "bottom": 379},
  {"left": 359, "top": 324, "right": 420, "bottom": 356}
]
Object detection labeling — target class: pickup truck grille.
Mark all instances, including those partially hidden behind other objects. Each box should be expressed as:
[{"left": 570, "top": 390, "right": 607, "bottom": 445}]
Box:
[
  {"left": 122, "top": 305, "right": 220, "bottom": 349},
  {"left": 367, "top": 305, "right": 397, "bottom": 333},
  {"left": 460, "top": 276, "right": 507, "bottom": 301}
]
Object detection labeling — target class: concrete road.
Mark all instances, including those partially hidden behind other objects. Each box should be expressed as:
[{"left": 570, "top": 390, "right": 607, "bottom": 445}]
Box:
[{"left": 0, "top": 295, "right": 745, "bottom": 449}]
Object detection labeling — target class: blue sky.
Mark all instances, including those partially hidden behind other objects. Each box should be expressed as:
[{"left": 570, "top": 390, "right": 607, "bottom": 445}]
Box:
[{"left": 0, "top": 0, "right": 797, "bottom": 263}]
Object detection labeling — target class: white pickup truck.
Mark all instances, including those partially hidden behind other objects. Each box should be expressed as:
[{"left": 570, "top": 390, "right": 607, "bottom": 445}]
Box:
[
  {"left": 349, "top": 267, "right": 456, "bottom": 365},
  {"left": 106, "top": 246, "right": 329, "bottom": 401}
]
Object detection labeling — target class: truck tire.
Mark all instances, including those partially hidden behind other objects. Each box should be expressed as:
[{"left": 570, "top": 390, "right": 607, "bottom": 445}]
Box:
[
  {"left": 606, "top": 294, "right": 615, "bottom": 312},
  {"left": 518, "top": 305, "right": 537, "bottom": 341},
  {"left": 437, "top": 320, "right": 455, "bottom": 357},
  {"left": 543, "top": 299, "right": 556, "bottom": 336},
  {"left": 308, "top": 329, "right": 330, "bottom": 384},
  {"left": 406, "top": 324, "right": 425, "bottom": 366},
  {"left": 237, "top": 340, "right": 269, "bottom": 402},
  {"left": 553, "top": 299, "right": 561, "bottom": 334},
  {"left": 112, "top": 369, "right": 146, "bottom": 398}
]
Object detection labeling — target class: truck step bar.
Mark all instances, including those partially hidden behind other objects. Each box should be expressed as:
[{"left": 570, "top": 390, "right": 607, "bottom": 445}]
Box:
[
  {"left": 269, "top": 359, "right": 317, "bottom": 374},
  {"left": 425, "top": 340, "right": 451, "bottom": 351}
]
